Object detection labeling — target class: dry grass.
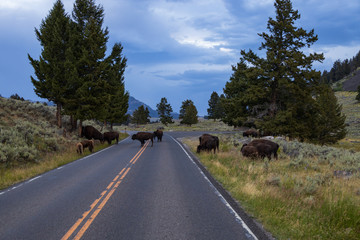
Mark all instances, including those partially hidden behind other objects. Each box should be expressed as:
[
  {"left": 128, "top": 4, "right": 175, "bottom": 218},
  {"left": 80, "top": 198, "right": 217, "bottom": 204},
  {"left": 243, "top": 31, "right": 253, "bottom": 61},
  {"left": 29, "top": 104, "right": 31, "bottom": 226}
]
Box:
[{"left": 182, "top": 137, "right": 360, "bottom": 240}]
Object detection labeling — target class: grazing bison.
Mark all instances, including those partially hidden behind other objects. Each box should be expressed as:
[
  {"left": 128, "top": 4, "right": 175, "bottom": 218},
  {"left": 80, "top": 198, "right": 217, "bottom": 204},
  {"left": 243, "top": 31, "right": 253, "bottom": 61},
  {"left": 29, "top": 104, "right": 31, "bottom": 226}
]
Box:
[
  {"left": 153, "top": 129, "right": 163, "bottom": 142},
  {"left": 132, "top": 132, "right": 154, "bottom": 147},
  {"left": 240, "top": 144, "right": 258, "bottom": 159},
  {"left": 76, "top": 140, "right": 94, "bottom": 154},
  {"left": 103, "top": 131, "right": 119, "bottom": 145},
  {"left": 243, "top": 129, "right": 259, "bottom": 138},
  {"left": 197, "top": 134, "right": 219, "bottom": 154},
  {"left": 249, "top": 139, "right": 279, "bottom": 160},
  {"left": 81, "top": 126, "right": 104, "bottom": 142},
  {"left": 241, "top": 139, "right": 279, "bottom": 160}
]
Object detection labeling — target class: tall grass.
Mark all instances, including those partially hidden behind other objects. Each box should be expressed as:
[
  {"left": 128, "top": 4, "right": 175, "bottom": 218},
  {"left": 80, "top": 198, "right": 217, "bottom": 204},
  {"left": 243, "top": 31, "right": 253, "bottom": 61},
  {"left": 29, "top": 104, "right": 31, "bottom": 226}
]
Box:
[
  {"left": 183, "top": 136, "right": 360, "bottom": 240},
  {"left": 0, "top": 134, "right": 127, "bottom": 190}
]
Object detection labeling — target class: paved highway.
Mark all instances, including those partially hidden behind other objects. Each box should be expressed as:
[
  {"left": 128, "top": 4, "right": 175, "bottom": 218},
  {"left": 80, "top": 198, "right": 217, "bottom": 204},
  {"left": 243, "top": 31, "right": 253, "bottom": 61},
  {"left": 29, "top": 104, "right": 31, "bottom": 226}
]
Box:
[{"left": 0, "top": 132, "right": 270, "bottom": 240}]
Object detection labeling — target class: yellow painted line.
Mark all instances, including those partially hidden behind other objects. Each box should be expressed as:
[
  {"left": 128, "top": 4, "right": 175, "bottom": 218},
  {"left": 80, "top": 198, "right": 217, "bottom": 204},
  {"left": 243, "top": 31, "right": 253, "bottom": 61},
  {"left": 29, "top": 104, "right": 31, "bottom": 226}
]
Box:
[
  {"left": 62, "top": 143, "right": 148, "bottom": 240},
  {"left": 130, "top": 142, "right": 147, "bottom": 163}
]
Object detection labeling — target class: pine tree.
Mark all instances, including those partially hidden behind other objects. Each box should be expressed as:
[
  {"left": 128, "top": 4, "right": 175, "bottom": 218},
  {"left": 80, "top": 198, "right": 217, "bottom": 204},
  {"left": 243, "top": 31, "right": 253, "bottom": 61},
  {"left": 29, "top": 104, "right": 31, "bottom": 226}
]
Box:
[
  {"left": 28, "top": 0, "right": 71, "bottom": 128},
  {"left": 313, "top": 85, "right": 347, "bottom": 144},
  {"left": 180, "top": 102, "right": 198, "bottom": 126},
  {"left": 69, "top": 0, "right": 109, "bottom": 127},
  {"left": 132, "top": 105, "right": 150, "bottom": 125},
  {"left": 222, "top": 59, "right": 268, "bottom": 128},
  {"left": 224, "top": 0, "right": 324, "bottom": 140},
  {"left": 102, "top": 42, "right": 129, "bottom": 129},
  {"left": 156, "top": 97, "right": 173, "bottom": 126},
  {"left": 207, "top": 92, "right": 223, "bottom": 121},
  {"left": 179, "top": 99, "right": 194, "bottom": 119}
]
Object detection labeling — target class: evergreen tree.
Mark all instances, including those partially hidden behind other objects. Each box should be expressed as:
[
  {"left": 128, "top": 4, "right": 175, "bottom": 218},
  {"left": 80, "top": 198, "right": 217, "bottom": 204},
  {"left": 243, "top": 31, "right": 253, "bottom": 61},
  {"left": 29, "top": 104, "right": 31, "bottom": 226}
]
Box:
[
  {"left": 28, "top": 0, "right": 71, "bottom": 128},
  {"left": 207, "top": 92, "right": 222, "bottom": 120},
  {"left": 180, "top": 102, "right": 198, "bottom": 126},
  {"left": 69, "top": 0, "right": 109, "bottom": 127},
  {"left": 132, "top": 105, "right": 150, "bottom": 124},
  {"left": 101, "top": 42, "right": 129, "bottom": 129},
  {"left": 179, "top": 99, "right": 194, "bottom": 119},
  {"left": 156, "top": 97, "right": 173, "bottom": 126},
  {"left": 222, "top": 59, "right": 268, "bottom": 128},
  {"left": 313, "top": 85, "right": 347, "bottom": 144},
  {"left": 223, "top": 0, "right": 324, "bottom": 140}
]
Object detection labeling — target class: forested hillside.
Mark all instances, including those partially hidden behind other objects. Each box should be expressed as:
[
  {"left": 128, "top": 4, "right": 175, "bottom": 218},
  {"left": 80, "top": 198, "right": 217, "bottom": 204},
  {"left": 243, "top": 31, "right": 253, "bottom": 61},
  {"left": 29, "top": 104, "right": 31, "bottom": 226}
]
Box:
[{"left": 321, "top": 50, "right": 360, "bottom": 90}]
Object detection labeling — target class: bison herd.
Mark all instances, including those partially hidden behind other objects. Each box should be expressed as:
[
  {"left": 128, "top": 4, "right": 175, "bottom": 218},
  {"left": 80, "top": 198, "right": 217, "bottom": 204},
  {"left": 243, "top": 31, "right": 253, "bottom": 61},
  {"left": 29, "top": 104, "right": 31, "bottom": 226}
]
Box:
[
  {"left": 77, "top": 125, "right": 280, "bottom": 162},
  {"left": 131, "top": 129, "right": 164, "bottom": 147},
  {"left": 76, "top": 125, "right": 120, "bottom": 154},
  {"left": 197, "top": 132, "right": 280, "bottom": 162}
]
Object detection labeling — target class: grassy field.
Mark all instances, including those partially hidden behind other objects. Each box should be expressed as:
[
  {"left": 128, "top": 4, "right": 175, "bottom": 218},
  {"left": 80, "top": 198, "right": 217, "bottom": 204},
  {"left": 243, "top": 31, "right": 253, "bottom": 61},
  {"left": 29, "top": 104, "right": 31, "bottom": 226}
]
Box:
[{"left": 182, "top": 135, "right": 360, "bottom": 240}]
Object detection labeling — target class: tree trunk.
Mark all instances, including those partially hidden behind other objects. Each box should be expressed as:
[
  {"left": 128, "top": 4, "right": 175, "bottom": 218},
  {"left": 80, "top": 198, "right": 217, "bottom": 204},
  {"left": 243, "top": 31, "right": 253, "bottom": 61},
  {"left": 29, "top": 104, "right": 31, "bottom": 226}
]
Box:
[
  {"left": 56, "top": 103, "right": 62, "bottom": 128},
  {"left": 70, "top": 115, "right": 77, "bottom": 131},
  {"left": 78, "top": 120, "right": 83, "bottom": 137}
]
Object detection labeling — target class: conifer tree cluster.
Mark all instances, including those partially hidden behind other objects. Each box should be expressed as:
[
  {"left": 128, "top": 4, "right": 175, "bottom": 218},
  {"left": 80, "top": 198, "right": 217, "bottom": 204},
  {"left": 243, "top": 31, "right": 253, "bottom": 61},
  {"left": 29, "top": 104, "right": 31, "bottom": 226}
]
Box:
[
  {"left": 207, "top": 92, "right": 225, "bottom": 121},
  {"left": 131, "top": 105, "right": 150, "bottom": 125},
  {"left": 28, "top": 0, "right": 128, "bottom": 130},
  {"left": 179, "top": 99, "right": 198, "bottom": 126},
  {"left": 321, "top": 50, "right": 360, "bottom": 84},
  {"left": 156, "top": 97, "right": 174, "bottom": 126},
  {"left": 222, "top": 0, "right": 347, "bottom": 144}
]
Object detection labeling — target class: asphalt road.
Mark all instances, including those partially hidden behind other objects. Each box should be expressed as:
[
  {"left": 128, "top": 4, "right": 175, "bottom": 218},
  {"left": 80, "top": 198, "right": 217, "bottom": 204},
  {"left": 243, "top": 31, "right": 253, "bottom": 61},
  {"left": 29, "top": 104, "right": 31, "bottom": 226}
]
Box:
[{"left": 0, "top": 131, "right": 270, "bottom": 240}]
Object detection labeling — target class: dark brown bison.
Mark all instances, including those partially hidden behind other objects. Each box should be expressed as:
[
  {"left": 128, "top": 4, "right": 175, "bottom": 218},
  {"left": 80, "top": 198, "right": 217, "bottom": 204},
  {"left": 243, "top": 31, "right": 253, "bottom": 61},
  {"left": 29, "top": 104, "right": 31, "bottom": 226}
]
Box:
[
  {"left": 153, "top": 129, "right": 163, "bottom": 142},
  {"left": 103, "top": 131, "right": 119, "bottom": 145},
  {"left": 243, "top": 129, "right": 259, "bottom": 138},
  {"left": 240, "top": 145, "right": 258, "bottom": 159},
  {"left": 241, "top": 139, "right": 279, "bottom": 160},
  {"left": 132, "top": 132, "right": 154, "bottom": 147},
  {"left": 81, "top": 126, "right": 104, "bottom": 142},
  {"left": 197, "top": 134, "right": 219, "bottom": 153},
  {"left": 76, "top": 140, "right": 94, "bottom": 154}
]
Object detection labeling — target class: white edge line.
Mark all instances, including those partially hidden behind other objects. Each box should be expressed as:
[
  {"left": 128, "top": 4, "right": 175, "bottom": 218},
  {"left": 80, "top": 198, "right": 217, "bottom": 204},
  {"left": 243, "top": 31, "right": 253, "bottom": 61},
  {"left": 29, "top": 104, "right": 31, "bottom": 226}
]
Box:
[
  {"left": 0, "top": 136, "right": 131, "bottom": 197},
  {"left": 170, "top": 135, "right": 259, "bottom": 240}
]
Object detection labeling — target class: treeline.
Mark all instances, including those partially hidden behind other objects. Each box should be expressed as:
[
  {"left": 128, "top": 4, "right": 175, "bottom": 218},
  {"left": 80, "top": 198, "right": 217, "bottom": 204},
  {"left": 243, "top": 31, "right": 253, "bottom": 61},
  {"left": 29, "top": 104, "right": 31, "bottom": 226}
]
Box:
[
  {"left": 321, "top": 50, "right": 360, "bottom": 84},
  {"left": 28, "top": 0, "right": 128, "bottom": 132},
  {"left": 207, "top": 0, "right": 347, "bottom": 145}
]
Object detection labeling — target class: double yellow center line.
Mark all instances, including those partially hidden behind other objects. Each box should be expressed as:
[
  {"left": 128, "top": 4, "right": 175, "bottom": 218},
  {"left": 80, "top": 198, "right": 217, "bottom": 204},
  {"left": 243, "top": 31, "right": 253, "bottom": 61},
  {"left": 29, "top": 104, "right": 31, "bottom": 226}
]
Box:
[{"left": 62, "top": 140, "right": 150, "bottom": 240}]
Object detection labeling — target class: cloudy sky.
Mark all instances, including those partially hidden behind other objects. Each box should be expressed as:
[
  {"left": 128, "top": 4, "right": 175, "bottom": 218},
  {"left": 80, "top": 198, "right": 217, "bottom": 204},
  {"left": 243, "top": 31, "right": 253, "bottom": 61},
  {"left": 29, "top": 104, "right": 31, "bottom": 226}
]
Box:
[{"left": 1, "top": 0, "right": 360, "bottom": 116}]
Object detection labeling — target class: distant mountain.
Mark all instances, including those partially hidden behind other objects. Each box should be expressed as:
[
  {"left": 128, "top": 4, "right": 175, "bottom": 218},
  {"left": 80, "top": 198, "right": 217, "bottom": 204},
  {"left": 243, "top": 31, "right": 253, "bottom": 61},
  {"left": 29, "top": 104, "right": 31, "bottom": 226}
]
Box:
[
  {"left": 127, "top": 96, "right": 179, "bottom": 119},
  {"left": 127, "top": 96, "right": 158, "bottom": 117}
]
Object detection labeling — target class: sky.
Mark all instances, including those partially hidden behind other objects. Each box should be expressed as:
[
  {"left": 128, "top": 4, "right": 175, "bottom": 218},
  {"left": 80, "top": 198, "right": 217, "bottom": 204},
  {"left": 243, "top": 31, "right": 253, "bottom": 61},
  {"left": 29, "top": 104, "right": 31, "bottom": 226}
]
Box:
[{"left": 1, "top": 0, "right": 360, "bottom": 116}]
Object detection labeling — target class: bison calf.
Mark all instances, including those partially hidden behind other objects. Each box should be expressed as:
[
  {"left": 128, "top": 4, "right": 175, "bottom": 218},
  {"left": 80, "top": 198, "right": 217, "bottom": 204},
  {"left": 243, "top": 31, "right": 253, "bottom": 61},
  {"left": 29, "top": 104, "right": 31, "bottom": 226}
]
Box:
[
  {"left": 76, "top": 140, "right": 94, "bottom": 154},
  {"left": 132, "top": 132, "right": 154, "bottom": 147},
  {"left": 240, "top": 144, "right": 258, "bottom": 159}
]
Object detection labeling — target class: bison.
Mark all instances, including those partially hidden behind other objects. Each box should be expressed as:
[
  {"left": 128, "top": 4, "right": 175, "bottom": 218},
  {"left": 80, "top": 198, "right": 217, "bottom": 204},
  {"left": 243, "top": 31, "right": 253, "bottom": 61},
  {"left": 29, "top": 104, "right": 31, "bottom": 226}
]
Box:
[
  {"left": 240, "top": 144, "right": 258, "bottom": 159},
  {"left": 132, "top": 132, "right": 154, "bottom": 147},
  {"left": 153, "top": 129, "right": 163, "bottom": 142},
  {"left": 81, "top": 126, "right": 104, "bottom": 142},
  {"left": 243, "top": 129, "right": 259, "bottom": 138},
  {"left": 76, "top": 140, "right": 95, "bottom": 154},
  {"left": 197, "top": 134, "right": 219, "bottom": 154},
  {"left": 103, "top": 131, "right": 119, "bottom": 145},
  {"left": 241, "top": 139, "right": 279, "bottom": 160}
]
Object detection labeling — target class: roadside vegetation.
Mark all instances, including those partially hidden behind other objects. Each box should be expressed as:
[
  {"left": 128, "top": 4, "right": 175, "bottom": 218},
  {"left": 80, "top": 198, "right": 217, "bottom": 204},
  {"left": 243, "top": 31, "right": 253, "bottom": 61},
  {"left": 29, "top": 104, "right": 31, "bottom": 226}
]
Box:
[
  {"left": 0, "top": 97, "right": 127, "bottom": 190},
  {"left": 182, "top": 134, "right": 360, "bottom": 240}
]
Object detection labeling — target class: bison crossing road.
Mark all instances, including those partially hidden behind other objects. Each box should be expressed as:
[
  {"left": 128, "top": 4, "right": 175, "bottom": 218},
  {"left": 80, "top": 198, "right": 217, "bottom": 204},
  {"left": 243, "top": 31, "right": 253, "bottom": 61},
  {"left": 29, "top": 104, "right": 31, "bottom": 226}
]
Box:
[{"left": 0, "top": 131, "right": 270, "bottom": 240}]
